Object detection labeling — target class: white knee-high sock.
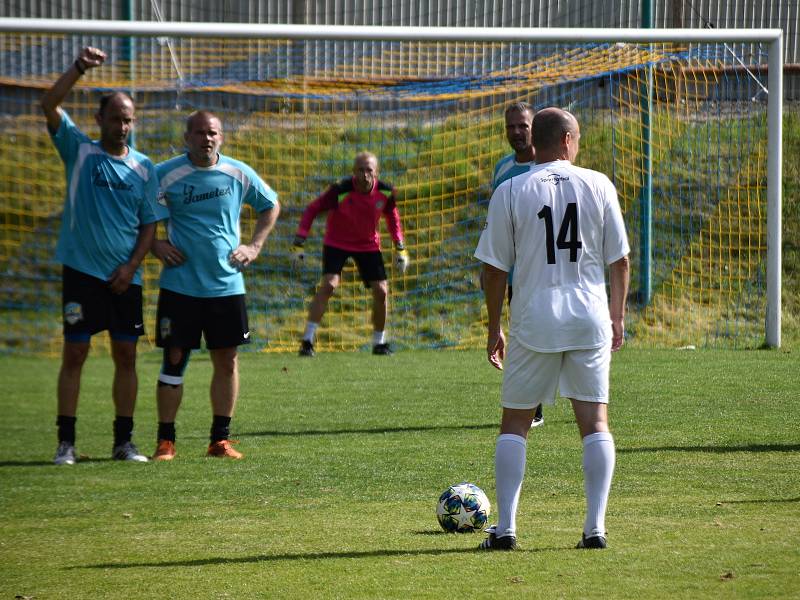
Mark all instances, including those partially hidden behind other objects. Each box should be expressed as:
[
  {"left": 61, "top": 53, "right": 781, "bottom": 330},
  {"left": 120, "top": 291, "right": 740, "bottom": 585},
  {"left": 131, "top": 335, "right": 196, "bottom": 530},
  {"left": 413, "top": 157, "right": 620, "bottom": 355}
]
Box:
[
  {"left": 582, "top": 431, "right": 615, "bottom": 537},
  {"left": 303, "top": 322, "right": 319, "bottom": 342},
  {"left": 495, "top": 433, "right": 527, "bottom": 538}
]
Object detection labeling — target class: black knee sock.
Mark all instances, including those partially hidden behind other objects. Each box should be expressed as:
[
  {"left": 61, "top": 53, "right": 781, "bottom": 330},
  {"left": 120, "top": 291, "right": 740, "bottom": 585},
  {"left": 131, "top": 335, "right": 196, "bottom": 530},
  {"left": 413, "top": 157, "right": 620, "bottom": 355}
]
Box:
[
  {"left": 210, "top": 415, "right": 232, "bottom": 443},
  {"left": 113, "top": 416, "right": 134, "bottom": 447},
  {"left": 57, "top": 415, "right": 77, "bottom": 445},
  {"left": 158, "top": 422, "right": 176, "bottom": 443}
]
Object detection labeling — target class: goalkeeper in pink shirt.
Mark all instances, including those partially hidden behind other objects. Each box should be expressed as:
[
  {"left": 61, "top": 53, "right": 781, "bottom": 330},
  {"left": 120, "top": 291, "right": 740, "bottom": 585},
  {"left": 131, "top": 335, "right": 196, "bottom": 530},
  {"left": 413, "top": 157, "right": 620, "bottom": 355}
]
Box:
[{"left": 292, "top": 151, "right": 409, "bottom": 356}]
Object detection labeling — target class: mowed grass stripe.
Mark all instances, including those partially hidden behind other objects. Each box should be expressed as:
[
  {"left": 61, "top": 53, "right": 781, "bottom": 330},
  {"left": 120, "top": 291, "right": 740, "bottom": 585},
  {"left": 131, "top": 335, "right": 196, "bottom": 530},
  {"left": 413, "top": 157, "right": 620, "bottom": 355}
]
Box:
[{"left": 0, "top": 348, "right": 798, "bottom": 599}]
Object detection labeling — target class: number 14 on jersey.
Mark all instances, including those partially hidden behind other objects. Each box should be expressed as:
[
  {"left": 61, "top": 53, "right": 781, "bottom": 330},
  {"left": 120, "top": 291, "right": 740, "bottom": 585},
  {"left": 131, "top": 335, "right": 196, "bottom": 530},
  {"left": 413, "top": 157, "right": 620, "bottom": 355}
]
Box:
[{"left": 537, "top": 202, "right": 582, "bottom": 264}]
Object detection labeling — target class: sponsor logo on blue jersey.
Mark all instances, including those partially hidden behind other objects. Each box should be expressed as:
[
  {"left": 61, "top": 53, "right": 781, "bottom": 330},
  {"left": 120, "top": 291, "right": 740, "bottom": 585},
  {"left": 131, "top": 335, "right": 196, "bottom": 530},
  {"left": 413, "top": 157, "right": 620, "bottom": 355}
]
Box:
[
  {"left": 92, "top": 164, "right": 134, "bottom": 191},
  {"left": 182, "top": 184, "right": 233, "bottom": 204}
]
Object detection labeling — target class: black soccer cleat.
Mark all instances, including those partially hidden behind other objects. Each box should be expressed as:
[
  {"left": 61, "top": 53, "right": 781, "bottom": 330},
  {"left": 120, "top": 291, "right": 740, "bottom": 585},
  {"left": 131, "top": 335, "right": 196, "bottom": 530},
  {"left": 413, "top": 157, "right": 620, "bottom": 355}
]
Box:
[
  {"left": 372, "top": 343, "right": 393, "bottom": 355},
  {"left": 533, "top": 403, "right": 544, "bottom": 424},
  {"left": 477, "top": 527, "right": 517, "bottom": 551},
  {"left": 298, "top": 340, "right": 315, "bottom": 357},
  {"left": 576, "top": 533, "right": 607, "bottom": 549}
]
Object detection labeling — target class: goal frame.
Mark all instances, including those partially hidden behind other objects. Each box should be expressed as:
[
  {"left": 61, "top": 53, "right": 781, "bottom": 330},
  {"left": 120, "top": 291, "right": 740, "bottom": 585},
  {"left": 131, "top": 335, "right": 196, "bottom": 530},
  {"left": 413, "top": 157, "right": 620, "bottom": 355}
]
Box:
[{"left": 0, "top": 18, "right": 784, "bottom": 347}]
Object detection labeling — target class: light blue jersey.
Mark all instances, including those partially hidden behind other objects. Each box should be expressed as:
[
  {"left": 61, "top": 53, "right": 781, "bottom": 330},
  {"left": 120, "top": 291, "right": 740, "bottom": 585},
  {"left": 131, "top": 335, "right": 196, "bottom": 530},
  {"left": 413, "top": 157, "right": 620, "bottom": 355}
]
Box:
[
  {"left": 492, "top": 153, "right": 536, "bottom": 191},
  {"left": 155, "top": 153, "right": 278, "bottom": 297},
  {"left": 52, "top": 111, "right": 160, "bottom": 285},
  {"left": 492, "top": 153, "right": 536, "bottom": 285}
]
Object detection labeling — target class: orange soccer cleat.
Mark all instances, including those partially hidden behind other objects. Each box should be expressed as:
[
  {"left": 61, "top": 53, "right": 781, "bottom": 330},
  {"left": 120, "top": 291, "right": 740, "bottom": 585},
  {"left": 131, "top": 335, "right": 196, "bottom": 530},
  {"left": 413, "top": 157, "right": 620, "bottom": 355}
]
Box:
[
  {"left": 152, "top": 439, "right": 176, "bottom": 461},
  {"left": 207, "top": 439, "right": 243, "bottom": 459}
]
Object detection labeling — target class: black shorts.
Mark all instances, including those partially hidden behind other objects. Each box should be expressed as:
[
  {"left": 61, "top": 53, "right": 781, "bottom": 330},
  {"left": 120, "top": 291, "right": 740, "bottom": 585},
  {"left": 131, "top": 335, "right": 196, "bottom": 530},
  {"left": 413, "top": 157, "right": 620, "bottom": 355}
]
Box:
[
  {"left": 323, "top": 245, "right": 387, "bottom": 287},
  {"left": 62, "top": 265, "right": 144, "bottom": 342},
  {"left": 156, "top": 288, "right": 250, "bottom": 350}
]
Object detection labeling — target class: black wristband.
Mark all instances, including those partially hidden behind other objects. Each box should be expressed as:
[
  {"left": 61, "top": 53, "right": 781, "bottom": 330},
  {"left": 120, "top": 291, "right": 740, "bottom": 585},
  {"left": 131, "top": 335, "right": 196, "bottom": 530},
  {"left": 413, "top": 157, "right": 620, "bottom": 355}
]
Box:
[{"left": 74, "top": 59, "right": 86, "bottom": 75}]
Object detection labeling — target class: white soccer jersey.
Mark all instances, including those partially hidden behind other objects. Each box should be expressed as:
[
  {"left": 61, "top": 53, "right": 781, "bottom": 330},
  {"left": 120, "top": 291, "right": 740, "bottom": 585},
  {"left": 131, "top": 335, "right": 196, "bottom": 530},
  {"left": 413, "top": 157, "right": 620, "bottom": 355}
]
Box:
[{"left": 474, "top": 159, "right": 630, "bottom": 352}]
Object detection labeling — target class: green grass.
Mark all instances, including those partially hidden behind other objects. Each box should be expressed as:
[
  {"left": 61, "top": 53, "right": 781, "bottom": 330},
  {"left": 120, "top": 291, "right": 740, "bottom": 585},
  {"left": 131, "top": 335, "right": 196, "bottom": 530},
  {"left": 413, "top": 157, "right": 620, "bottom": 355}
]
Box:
[{"left": 1, "top": 348, "right": 799, "bottom": 599}]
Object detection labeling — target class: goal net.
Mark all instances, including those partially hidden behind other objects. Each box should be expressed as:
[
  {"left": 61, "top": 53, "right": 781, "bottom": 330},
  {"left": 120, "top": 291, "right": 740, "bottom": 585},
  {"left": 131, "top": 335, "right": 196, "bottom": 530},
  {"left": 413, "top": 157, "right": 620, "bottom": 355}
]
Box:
[{"left": 0, "top": 24, "right": 781, "bottom": 354}]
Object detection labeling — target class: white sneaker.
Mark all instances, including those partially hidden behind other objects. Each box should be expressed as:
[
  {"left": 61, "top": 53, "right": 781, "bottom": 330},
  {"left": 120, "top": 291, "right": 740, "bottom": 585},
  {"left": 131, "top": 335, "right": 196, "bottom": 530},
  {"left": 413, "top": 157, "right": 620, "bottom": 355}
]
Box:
[
  {"left": 530, "top": 416, "right": 544, "bottom": 428},
  {"left": 54, "top": 441, "right": 77, "bottom": 465},
  {"left": 112, "top": 441, "right": 149, "bottom": 462}
]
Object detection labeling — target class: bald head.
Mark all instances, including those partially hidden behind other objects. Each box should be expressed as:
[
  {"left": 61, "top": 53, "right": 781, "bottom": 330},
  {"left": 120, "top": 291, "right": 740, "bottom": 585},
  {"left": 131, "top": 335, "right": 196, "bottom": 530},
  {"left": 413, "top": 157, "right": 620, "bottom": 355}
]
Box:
[
  {"left": 352, "top": 151, "right": 378, "bottom": 193},
  {"left": 184, "top": 110, "right": 223, "bottom": 167},
  {"left": 186, "top": 110, "right": 222, "bottom": 132},
  {"left": 94, "top": 92, "right": 135, "bottom": 157},
  {"left": 98, "top": 92, "right": 133, "bottom": 116},
  {"left": 353, "top": 151, "right": 378, "bottom": 170},
  {"left": 531, "top": 107, "right": 580, "bottom": 162}
]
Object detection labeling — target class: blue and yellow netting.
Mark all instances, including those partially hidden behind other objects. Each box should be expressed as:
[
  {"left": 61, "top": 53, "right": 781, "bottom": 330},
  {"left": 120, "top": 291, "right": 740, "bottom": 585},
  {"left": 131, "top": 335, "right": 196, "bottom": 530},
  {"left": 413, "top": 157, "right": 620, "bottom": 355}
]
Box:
[{"left": 0, "top": 34, "right": 770, "bottom": 354}]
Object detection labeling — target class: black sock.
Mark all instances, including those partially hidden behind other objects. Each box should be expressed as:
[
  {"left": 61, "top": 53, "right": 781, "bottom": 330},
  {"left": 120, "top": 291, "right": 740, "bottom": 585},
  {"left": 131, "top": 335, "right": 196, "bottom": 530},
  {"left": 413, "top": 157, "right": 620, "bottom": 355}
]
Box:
[
  {"left": 113, "top": 416, "right": 134, "bottom": 447},
  {"left": 57, "top": 415, "right": 77, "bottom": 445},
  {"left": 210, "top": 415, "right": 232, "bottom": 443},
  {"left": 158, "top": 422, "right": 176, "bottom": 443}
]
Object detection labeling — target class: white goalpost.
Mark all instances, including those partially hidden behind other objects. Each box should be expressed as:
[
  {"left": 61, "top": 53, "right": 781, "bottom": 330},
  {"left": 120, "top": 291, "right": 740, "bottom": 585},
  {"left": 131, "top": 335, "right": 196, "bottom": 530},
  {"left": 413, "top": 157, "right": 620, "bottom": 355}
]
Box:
[{"left": 0, "top": 18, "right": 784, "bottom": 349}]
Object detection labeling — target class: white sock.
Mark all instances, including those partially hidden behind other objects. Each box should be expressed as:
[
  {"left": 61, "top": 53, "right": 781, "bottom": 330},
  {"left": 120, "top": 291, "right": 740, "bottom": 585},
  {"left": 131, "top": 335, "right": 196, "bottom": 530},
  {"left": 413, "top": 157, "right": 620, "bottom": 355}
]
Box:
[
  {"left": 372, "top": 330, "right": 385, "bottom": 345},
  {"left": 582, "top": 431, "right": 615, "bottom": 537},
  {"left": 303, "top": 322, "right": 319, "bottom": 342},
  {"left": 495, "top": 433, "right": 527, "bottom": 538}
]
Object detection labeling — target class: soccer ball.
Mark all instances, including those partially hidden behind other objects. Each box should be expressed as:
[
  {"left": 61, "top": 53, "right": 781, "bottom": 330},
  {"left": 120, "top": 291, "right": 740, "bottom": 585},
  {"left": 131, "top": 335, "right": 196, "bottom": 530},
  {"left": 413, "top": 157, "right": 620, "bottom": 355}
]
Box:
[{"left": 436, "top": 482, "right": 491, "bottom": 533}]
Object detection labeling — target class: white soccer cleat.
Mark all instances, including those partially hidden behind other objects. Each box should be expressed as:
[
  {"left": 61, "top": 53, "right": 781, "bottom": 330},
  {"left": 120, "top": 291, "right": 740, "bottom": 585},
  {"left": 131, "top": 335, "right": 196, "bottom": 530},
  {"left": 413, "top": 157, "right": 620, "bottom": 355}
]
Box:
[
  {"left": 54, "top": 441, "right": 77, "bottom": 465},
  {"left": 112, "top": 441, "right": 149, "bottom": 462}
]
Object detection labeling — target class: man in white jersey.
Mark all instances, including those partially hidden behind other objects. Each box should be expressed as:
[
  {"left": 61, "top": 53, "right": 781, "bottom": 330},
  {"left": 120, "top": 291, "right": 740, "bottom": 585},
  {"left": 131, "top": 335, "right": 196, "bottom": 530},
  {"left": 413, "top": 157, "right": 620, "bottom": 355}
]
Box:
[
  {"left": 150, "top": 110, "right": 280, "bottom": 461},
  {"left": 490, "top": 102, "right": 543, "bottom": 427},
  {"left": 42, "top": 47, "right": 160, "bottom": 465},
  {"left": 474, "top": 107, "right": 630, "bottom": 550}
]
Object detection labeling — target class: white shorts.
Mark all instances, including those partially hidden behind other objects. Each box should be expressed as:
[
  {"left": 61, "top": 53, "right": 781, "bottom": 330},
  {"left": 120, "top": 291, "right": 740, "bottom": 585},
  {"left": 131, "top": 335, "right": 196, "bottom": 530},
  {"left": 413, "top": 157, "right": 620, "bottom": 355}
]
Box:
[{"left": 501, "top": 336, "right": 611, "bottom": 409}]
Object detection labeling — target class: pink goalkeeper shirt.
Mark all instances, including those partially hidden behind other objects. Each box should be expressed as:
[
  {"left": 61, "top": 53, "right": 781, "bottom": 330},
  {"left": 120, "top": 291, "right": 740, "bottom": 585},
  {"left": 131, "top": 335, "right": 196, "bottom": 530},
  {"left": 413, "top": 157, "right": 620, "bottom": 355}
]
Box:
[{"left": 296, "top": 177, "right": 404, "bottom": 252}]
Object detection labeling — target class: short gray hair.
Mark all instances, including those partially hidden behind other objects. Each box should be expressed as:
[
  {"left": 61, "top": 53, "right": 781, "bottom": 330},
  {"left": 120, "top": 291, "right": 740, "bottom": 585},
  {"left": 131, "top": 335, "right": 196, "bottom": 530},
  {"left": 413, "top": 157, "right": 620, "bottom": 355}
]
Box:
[
  {"left": 532, "top": 107, "right": 577, "bottom": 151},
  {"left": 353, "top": 151, "right": 378, "bottom": 169},
  {"left": 504, "top": 102, "right": 533, "bottom": 119}
]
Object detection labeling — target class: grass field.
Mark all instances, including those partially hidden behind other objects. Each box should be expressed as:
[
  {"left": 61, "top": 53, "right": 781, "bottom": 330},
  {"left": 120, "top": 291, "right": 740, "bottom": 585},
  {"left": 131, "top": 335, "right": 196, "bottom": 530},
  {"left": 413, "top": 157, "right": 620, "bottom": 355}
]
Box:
[{"left": 1, "top": 348, "right": 798, "bottom": 599}]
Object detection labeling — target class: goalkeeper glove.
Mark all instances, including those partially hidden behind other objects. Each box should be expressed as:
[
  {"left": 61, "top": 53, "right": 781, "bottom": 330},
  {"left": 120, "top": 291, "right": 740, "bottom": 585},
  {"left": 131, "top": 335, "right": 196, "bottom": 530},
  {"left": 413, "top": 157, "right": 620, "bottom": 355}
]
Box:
[
  {"left": 395, "top": 242, "right": 410, "bottom": 275},
  {"left": 291, "top": 235, "right": 306, "bottom": 268}
]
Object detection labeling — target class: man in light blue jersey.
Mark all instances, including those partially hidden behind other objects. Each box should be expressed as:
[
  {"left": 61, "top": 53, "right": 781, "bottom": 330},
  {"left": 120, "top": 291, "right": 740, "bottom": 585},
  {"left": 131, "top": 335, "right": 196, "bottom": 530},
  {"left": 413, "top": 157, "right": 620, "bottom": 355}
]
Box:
[
  {"left": 42, "top": 47, "right": 160, "bottom": 466},
  {"left": 489, "top": 102, "right": 544, "bottom": 428},
  {"left": 492, "top": 102, "right": 537, "bottom": 191},
  {"left": 150, "top": 110, "right": 280, "bottom": 461}
]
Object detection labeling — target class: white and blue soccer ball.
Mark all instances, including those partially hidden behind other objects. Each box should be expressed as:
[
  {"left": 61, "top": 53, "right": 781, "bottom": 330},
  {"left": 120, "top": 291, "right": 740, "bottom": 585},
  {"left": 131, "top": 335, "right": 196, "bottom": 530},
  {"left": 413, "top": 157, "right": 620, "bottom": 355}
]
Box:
[{"left": 436, "top": 482, "right": 491, "bottom": 533}]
